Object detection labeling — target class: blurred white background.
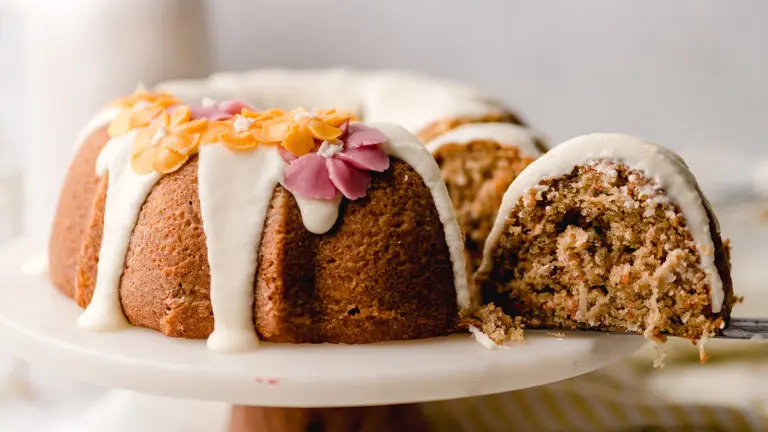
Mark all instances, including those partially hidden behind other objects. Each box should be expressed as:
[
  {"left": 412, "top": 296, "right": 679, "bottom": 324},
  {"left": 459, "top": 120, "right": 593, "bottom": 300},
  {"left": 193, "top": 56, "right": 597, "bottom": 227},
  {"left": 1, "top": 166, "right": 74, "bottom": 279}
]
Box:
[{"left": 2, "top": 0, "right": 768, "bottom": 241}]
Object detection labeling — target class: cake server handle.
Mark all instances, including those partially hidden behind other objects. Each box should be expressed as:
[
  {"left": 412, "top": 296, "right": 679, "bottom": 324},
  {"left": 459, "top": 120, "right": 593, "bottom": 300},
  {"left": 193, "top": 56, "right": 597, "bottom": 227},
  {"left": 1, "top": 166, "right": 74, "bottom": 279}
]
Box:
[{"left": 716, "top": 318, "right": 768, "bottom": 340}]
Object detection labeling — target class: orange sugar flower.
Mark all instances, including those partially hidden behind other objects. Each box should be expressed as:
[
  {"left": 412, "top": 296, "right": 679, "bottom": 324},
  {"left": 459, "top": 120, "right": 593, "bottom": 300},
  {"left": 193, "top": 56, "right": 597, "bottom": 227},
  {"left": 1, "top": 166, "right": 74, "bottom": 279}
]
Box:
[
  {"left": 107, "top": 91, "right": 179, "bottom": 137},
  {"left": 208, "top": 108, "right": 286, "bottom": 151},
  {"left": 131, "top": 105, "right": 208, "bottom": 175},
  {"left": 110, "top": 88, "right": 177, "bottom": 109},
  {"left": 200, "top": 120, "right": 233, "bottom": 146},
  {"left": 260, "top": 108, "right": 355, "bottom": 156},
  {"left": 108, "top": 89, "right": 180, "bottom": 138}
]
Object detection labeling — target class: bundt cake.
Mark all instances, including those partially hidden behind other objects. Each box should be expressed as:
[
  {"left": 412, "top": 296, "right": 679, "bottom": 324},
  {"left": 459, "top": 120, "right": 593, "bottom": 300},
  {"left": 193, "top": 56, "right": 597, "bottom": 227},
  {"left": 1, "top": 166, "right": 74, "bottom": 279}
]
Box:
[
  {"left": 49, "top": 87, "right": 479, "bottom": 352},
  {"left": 476, "top": 133, "right": 736, "bottom": 344}
]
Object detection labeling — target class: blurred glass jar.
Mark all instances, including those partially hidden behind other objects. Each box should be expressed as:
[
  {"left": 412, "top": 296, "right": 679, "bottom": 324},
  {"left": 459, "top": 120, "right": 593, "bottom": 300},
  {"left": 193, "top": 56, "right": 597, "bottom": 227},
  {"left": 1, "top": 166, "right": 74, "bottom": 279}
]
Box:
[{"left": 18, "top": 0, "right": 211, "bottom": 238}]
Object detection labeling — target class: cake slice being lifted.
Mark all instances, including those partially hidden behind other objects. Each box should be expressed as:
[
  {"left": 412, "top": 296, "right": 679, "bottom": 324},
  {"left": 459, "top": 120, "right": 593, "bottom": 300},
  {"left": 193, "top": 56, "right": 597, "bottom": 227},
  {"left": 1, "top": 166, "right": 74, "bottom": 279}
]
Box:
[{"left": 476, "top": 133, "right": 736, "bottom": 345}]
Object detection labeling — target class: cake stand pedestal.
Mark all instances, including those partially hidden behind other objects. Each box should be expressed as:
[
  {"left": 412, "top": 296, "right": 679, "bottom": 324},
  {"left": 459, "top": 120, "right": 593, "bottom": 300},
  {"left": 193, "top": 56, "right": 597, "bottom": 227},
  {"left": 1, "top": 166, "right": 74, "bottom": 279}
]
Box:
[
  {"left": 228, "top": 404, "right": 427, "bottom": 432},
  {"left": 0, "top": 238, "right": 646, "bottom": 431}
]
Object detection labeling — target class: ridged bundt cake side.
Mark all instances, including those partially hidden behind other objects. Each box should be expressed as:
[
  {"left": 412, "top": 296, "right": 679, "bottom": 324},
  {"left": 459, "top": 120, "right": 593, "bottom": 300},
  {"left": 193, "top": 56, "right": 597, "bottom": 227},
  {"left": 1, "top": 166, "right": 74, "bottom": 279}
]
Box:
[
  {"left": 49, "top": 90, "right": 470, "bottom": 352},
  {"left": 68, "top": 155, "right": 458, "bottom": 343},
  {"left": 49, "top": 127, "right": 112, "bottom": 299}
]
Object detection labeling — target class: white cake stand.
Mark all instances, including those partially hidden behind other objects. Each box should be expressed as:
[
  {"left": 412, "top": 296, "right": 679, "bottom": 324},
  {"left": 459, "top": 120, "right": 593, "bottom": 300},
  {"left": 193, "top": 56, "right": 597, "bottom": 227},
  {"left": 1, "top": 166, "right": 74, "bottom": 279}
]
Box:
[{"left": 0, "top": 238, "right": 646, "bottom": 431}]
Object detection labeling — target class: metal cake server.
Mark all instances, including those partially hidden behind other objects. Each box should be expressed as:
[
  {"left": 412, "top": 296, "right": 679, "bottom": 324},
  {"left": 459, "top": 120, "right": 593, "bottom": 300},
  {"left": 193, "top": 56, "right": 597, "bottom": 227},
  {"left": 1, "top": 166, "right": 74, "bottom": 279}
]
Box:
[
  {"left": 569, "top": 318, "right": 768, "bottom": 340},
  {"left": 717, "top": 318, "right": 768, "bottom": 340}
]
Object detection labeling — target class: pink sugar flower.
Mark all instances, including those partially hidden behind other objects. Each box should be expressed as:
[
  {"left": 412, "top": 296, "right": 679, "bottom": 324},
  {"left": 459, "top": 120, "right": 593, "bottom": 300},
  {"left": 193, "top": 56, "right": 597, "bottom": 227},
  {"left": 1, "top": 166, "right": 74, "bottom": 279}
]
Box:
[
  {"left": 279, "top": 122, "right": 390, "bottom": 200},
  {"left": 187, "top": 99, "right": 255, "bottom": 121}
]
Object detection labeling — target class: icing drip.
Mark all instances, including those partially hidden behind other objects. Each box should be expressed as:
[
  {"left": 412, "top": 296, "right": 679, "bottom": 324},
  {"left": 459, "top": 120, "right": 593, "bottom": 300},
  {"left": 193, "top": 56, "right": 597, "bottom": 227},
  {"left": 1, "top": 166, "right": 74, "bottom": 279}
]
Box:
[
  {"left": 294, "top": 195, "right": 343, "bottom": 235},
  {"left": 198, "top": 144, "right": 285, "bottom": 352},
  {"left": 77, "top": 109, "right": 471, "bottom": 347},
  {"left": 72, "top": 107, "right": 122, "bottom": 153},
  {"left": 78, "top": 131, "right": 161, "bottom": 331},
  {"left": 372, "top": 122, "right": 471, "bottom": 309},
  {"left": 425, "top": 122, "right": 543, "bottom": 158},
  {"left": 480, "top": 133, "right": 725, "bottom": 312}
]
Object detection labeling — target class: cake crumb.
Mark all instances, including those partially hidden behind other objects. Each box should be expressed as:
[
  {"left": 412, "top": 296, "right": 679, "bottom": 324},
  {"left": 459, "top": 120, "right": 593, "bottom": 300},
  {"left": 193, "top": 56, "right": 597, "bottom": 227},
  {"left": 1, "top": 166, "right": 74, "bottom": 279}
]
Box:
[
  {"left": 650, "top": 337, "right": 668, "bottom": 368},
  {"left": 644, "top": 323, "right": 668, "bottom": 368},
  {"left": 460, "top": 303, "right": 524, "bottom": 348},
  {"left": 698, "top": 330, "right": 712, "bottom": 364},
  {"left": 548, "top": 331, "right": 565, "bottom": 338}
]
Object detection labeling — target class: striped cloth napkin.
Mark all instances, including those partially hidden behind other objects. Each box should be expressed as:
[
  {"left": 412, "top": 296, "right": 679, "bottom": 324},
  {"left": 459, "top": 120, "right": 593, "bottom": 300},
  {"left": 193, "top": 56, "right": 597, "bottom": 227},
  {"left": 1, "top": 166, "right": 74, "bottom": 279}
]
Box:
[{"left": 421, "top": 344, "right": 768, "bottom": 432}]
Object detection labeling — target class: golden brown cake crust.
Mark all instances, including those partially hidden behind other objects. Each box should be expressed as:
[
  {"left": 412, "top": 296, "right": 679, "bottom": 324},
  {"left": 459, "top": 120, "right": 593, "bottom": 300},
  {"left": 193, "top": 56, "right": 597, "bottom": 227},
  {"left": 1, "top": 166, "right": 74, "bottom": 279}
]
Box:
[
  {"left": 68, "top": 150, "right": 458, "bottom": 343},
  {"left": 49, "top": 128, "right": 111, "bottom": 298},
  {"left": 256, "top": 161, "right": 458, "bottom": 343}
]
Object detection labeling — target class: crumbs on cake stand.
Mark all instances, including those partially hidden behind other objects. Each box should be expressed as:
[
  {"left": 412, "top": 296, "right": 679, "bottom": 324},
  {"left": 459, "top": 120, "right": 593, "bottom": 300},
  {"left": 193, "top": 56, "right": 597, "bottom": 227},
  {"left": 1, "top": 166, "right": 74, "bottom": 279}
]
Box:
[{"left": 459, "top": 303, "right": 524, "bottom": 349}]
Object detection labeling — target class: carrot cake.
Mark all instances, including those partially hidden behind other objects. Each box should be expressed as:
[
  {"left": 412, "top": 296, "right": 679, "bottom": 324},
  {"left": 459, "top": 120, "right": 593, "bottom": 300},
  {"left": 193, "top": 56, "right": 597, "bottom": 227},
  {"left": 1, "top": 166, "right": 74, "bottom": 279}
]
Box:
[{"left": 49, "top": 89, "right": 472, "bottom": 352}]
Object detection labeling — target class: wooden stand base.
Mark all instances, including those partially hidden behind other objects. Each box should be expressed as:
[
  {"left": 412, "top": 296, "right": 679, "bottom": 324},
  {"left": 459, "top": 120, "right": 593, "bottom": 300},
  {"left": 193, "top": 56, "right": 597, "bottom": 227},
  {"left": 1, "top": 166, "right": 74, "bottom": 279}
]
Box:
[{"left": 229, "top": 404, "right": 428, "bottom": 432}]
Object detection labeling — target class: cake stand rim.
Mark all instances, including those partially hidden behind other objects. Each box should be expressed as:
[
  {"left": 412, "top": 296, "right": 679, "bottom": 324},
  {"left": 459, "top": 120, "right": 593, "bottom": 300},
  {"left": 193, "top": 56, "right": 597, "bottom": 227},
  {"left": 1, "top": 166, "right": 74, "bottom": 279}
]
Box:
[{"left": 0, "top": 237, "right": 647, "bottom": 407}]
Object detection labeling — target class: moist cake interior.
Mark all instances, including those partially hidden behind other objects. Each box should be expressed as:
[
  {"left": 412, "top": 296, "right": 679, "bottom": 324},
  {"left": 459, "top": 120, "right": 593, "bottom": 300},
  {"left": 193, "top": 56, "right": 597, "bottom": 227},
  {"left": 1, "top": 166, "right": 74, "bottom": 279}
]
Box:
[
  {"left": 433, "top": 140, "right": 535, "bottom": 273},
  {"left": 481, "top": 160, "right": 731, "bottom": 341}
]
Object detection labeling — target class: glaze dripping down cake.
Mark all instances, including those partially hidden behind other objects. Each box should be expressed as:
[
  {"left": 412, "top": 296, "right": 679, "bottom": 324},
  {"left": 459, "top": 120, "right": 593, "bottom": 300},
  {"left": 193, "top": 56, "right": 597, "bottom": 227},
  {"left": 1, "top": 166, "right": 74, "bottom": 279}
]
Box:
[
  {"left": 49, "top": 89, "right": 476, "bottom": 352},
  {"left": 476, "top": 133, "right": 736, "bottom": 346},
  {"left": 49, "top": 69, "right": 545, "bottom": 352}
]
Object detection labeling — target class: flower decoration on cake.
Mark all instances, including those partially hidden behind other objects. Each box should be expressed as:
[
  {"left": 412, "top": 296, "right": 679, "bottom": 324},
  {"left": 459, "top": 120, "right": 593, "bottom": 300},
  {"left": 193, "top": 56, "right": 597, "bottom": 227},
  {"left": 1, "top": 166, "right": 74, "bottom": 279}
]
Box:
[
  {"left": 261, "top": 108, "right": 356, "bottom": 156},
  {"left": 108, "top": 90, "right": 180, "bottom": 138},
  {"left": 208, "top": 108, "right": 286, "bottom": 150},
  {"left": 279, "top": 121, "right": 390, "bottom": 200},
  {"left": 132, "top": 105, "right": 208, "bottom": 175}
]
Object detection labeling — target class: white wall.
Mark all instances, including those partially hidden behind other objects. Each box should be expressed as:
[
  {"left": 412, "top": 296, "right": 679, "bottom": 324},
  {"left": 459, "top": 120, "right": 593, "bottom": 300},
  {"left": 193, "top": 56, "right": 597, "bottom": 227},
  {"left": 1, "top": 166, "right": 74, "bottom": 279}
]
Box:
[
  {"left": 206, "top": 0, "right": 768, "bottom": 152},
  {"left": 0, "top": 7, "right": 21, "bottom": 168},
  {"left": 1, "top": 0, "right": 767, "bottom": 237},
  {"left": 0, "top": 7, "right": 23, "bottom": 240}
]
